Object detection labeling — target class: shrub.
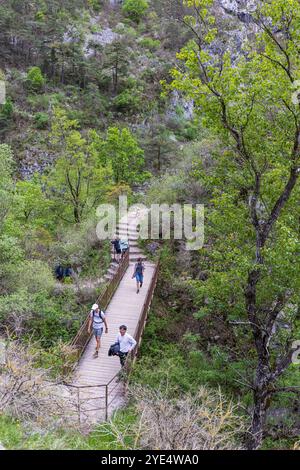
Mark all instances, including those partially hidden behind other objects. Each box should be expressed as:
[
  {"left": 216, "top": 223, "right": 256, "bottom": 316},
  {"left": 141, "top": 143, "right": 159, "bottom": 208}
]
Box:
[
  {"left": 0, "top": 341, "right": 76, "bottom": 429},
  {"left": 106, "top": 385, "right": 246, "bottom": 450},
  {"left": 26, "top": 67, "right": 45, "bottom": 92},
  {"left": 35, "top": 11, "right": 45, "bottom": 22},
  {"left": 27, "top": 93, "right": 63, "bottom": 110},
  {"left": 15, "top": 260, "right": 55, "bottom": 295},
  {"left": 0, "top": 98, "right": 14, "bottom": 119},
  {"left": 34, "top": 112, "right": 49, "bottom": 129},
  {"left": 122, "top": 0, "right": 149, "bottom": 23},
  {"left": 87, "top": 0, "right": 102, "bottom": 12},
  {"left": 113, "top": 89, "right": 141, "bottom": 113},
  {"left": 139, "top": 37, "right": 161, "bottom": 51}
]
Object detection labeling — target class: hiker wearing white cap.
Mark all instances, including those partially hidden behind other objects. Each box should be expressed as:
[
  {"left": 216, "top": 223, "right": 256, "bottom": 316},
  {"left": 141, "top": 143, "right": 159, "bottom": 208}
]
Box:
[{"left": 88, "top": 303, "right": 108, "bottom": 358}]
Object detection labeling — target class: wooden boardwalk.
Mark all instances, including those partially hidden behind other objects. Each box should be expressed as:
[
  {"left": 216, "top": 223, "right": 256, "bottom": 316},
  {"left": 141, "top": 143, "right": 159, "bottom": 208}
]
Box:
[
  {"left": 71, "top": 262, "right": 156, "bottom": 424},
  {"left": 70, "top": 210, "right": 158, "bottom": 424},
  {"left": 74, "top": 261, "right": 156, "bottom": 387}
]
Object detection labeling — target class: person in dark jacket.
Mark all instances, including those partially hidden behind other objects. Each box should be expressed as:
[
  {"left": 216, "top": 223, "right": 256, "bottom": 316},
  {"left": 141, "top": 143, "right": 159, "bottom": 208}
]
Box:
[
  {"left": 55, "top": 265, "right": 64, "bottom": 281},
  {"left": 111, "top": 236, "right": 121, "bottom": 262}
]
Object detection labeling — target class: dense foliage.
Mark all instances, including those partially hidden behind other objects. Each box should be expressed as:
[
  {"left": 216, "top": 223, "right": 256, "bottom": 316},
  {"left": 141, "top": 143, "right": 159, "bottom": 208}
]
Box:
[{"left": 0, "top": 0, "right": 299, "bottom": 451}]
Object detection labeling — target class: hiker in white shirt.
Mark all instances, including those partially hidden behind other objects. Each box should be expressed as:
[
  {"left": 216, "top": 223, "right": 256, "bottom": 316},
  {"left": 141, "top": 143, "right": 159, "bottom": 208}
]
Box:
[
  {"left": 116, "top": 325, "right": 137, "bottom": 367},
  {"left": 88, "top": 303, "right": 108, "bottom": 358}
]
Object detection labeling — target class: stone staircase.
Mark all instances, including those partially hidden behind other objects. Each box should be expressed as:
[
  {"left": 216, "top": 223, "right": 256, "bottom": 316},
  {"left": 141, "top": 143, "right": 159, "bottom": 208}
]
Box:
[{"left": 105, "top": 212, "right": 148, "bottom": 281}]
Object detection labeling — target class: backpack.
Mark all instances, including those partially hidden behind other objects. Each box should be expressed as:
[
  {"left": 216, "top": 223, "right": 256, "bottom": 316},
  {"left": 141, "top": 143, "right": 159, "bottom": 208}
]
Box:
[
  {"left": 92, "top": 310, "right": 105, "bottom": 324},
  {"left": 108, "top": 341, "right": 120, "bottom": 357}
]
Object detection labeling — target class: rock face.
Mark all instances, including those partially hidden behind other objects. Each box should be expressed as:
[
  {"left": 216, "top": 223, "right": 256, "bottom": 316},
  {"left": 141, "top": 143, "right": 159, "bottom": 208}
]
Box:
[
  {"left": 109, "top": 0, "right": 123, "bottom": 5},
  {"left": 84, "top": 28, "right": 119, "bottom": 57},
  {"left": 167, "top": 90, "right": 194, "bottom": 121},
  {"left": 20, "top": 149, "right": 56, "bottom": 179},
  {"left": 210, "top": 0, "right": 260, "bottom": 61},
  {"left": 219, "top": 0, "right": 257, "bottom": 16},
  {"left": 220, "top": 0, "right": 255, "bottom": 9}
]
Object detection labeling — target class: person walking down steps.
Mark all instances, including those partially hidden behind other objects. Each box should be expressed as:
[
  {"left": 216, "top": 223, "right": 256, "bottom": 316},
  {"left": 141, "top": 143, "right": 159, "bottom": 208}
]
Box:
[
  {"left": 88, "top": 303, "right": 108, "bottom": 358},
  {"left": 132, "top": 258, "right": 145, "bottom": 294},
  {"left": 120, "top": 238, "right": 129, "bottom": 259},
  {"left": 111, "top": 236, "right": 121, "bottom": 263},
  {"left": 117, "top": 325, "right": 137, "bottom": 367}
]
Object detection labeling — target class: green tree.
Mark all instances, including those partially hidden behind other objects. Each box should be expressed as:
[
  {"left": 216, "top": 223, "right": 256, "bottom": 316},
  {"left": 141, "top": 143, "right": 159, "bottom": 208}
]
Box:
[
  {"left": 26, "top": 66, "right": 45, "bottom": 92},
  {"left": 103, "top": 40, "right": 131, "bottom": 93},
  {"left": 0, "top": 236, "right": 24, "bottom": 295},
  {"left": 122, "top": 0, "right": 149, "bottom": 23},
  {"left": 143, "top": 114, "right": 177, "bottom": 173},
  {"left": 170, "top": 0, "right": 300, "bottom": 449},
  {"left": 14, "top": 179, "right": 53, "bottom": 228},
  {"left": 46, "top": 108, "right": 112, "bottom": 223},
  {"left": 101, "top": 127, "right": 149, "bottom": 185}
]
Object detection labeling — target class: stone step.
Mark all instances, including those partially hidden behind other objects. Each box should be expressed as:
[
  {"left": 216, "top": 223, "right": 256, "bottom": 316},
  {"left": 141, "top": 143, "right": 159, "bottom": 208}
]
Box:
[
  {"left": 116, "top": 223, "right": 140, "bottom": 230},
  {"left": 118, "top": 240, "right": 139, "bottom": 247},
  {"left": 111, "top": 247, "right": 143, "bottom": 255},
  {"left": 117, "top": 234, "right": 140, "bottom": 241},
  {"left": 111, "top": 260, "right": 119, "bottom": 265},
  {"left": 107, "top": 266, "right": 118, "bottom": 275},
  {"left": 129, "top": 239, "right": 139, "bottom": 245},
  {"left": 117, "top": 233, "right": 140, "bottom": 241},
  {"left": 129, "top": 254, "right": 147, "bottom": 262},
  {"left": 129, "top": 248, "right": 144, "bottom": 255}
]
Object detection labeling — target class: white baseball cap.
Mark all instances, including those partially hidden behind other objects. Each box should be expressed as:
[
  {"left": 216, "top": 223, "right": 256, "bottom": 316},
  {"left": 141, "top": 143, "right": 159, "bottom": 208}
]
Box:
[{"left": 92, "top": 304, "right": 99, "bottom": 310}]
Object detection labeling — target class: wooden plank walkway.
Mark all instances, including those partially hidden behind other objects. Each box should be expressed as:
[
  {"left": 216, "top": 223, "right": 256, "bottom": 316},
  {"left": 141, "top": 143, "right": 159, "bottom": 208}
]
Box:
[
  {"left": 72, "top": 259, "right": 156, "bottom": 424},
  {"left": 74, "top": 261, "right": 155, "bottom": 386},
  {"left": 67, "top": 208, "right": 158, "bottom": 425}
]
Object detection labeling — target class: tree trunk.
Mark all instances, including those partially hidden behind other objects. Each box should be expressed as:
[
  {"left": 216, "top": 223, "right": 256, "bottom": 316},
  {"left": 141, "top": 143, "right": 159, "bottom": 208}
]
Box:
[
  {"left": 157, "top": 145, "right": 161, "bottom": 172},
  {"left": 248, "top": 387, "right": 269, "bottom": 450},
  {"left": 73, "top": 204, "right": 80, "bottom": 224}
]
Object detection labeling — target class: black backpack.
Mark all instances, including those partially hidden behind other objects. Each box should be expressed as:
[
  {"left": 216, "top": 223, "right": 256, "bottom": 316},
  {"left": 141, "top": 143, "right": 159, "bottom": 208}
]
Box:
[
  {"left": 108, "top": 342, "right": 120, "bottom": 357},
  {"left": 92, "top": 310, "right": 105, "bottom": 322}
]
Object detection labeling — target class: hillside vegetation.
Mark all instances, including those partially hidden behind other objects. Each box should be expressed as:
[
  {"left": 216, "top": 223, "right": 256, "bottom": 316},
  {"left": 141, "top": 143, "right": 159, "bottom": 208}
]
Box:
[{"left": 0, "top": 0, "right": 299, "bottom": 450}]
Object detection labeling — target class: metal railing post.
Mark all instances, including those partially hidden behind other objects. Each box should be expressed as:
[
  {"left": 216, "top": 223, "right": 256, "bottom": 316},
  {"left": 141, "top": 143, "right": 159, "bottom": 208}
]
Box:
[
  {"left": 77, "top": 388, "right": 81, "bottom": 427},
  {"left": 105, "top": 385, "right": 108, "bottom": 421}
]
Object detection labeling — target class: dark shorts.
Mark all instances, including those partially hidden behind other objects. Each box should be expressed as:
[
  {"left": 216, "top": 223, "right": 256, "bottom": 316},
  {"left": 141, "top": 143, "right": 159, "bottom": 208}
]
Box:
[
  {"left": 93, "top": 328, "right": 103, "bottom": 339},
  {"left": 135, "top": 273, "right": 144, "bottom": 284},
  {"left": 115, "top": 248, "right": 121, "bottom": 254}
]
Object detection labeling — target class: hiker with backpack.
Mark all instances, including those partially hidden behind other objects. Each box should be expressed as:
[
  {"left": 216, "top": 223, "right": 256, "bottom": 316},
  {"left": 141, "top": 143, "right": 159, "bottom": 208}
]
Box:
[
  {"left": 88, "top": 303, "right": 108, "bottom": 358},
  {"left": 120, "top": 238, "right": 129, "bottom": 259},
  {"left": 115, "top": 325, "right": 137, "bottom": 367},
  {"left": 132, "top": 258, "right": 145, "bottom": 294},
  {"left": 111, "top": 236, "right": 121, "bottom": 262}
]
